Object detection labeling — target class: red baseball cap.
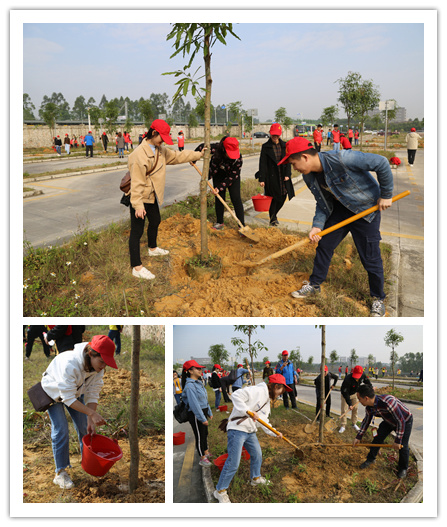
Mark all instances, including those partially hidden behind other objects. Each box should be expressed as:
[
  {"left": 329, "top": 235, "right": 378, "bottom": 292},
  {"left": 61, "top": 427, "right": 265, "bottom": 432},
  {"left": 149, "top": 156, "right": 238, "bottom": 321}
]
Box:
[
  {"left": 268, "top": 373, "right": 293, "bottom": 392},
  {"left": 223, "top": 137, "right": 240, "bottom": 159},
  {"left": 265, "top": 361, "right": 271, "bottom": 365},
  {"left": 150, "top": 119, "right": 174, "bottom": 145},
  {"left": 269, "top": 123, "right": 282, "bottom": 136},
  {"left": 89, "top": 335, "right": 118, "bottom": 369},
  {"left": 278, "top": 137, "right": 314, "bottom": 165},
  {"left": 352, "top": 365, "right": 363, "bottom": 379},
  {"left": 237, "top": 363, "right": 243, "bottom": 368},
  {"left": 411, "top": 127, "right": 416, "bottom": 132},
  {"left": 324, "top": 365, "right": 328, "bottom": 372},
  {"left": 183, "top": 360, "right": 204, "bottom": 371},
  {"left": 213, "top": 364, "right": 222, "bottom": 370},
  {"left": 282, "top": 350, "right": 289, "bottom": 356}
]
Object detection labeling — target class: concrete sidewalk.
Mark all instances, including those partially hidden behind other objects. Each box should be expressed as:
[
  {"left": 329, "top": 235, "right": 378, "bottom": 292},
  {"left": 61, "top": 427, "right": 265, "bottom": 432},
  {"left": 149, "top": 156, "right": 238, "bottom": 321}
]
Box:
[{"left": 244, "top": 149, "right": 424, "bottom": 317}]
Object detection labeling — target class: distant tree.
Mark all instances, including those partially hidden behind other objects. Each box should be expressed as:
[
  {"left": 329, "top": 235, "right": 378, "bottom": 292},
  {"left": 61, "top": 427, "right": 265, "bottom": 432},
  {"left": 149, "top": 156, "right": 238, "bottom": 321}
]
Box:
[
  {"left": 103, "top": 101, "right": 120, "bottom": 136},
  {"left": 329, "top": 349, "right": 339, "bottom": 365},
  {"left": 227, "top": 101, "right": 244, "bottom": 134},
  {"left": 188, "top": 112, "right": 199, "bottom": 130},
  {"left": 367, "top": 354, "right": 375, "bottom": 369},
  {"left": 384, "top": 329, "right": 404, "bottom": 389},
  {"left": 39, "top": 102, "right": 59, "bottom": 140},
  {"left": 72, "top": 95, "right": 87, "bottom": 120},
  {"left": 349, "top": 348, "right": 358, "bottom": 368},
  {"left": 23, "top": 93, "right": 36, "bottom": 120},
  {"left": 231, "top": 325, "right": 267, "bottom": 375},
  {"left": 171, "top": 96, "right": 186, "bottom": 122},
  {"left": 307, "top": 356, "right": 314, "bottom": 368},
  {"left": 149, "top": 92, "right": 170, "bottom": 119},
  {"left": 398, "top": 352, "right": 423, "bottom": 374},
  {"left": 320, "top": 105, "right": 338, "bottom": 127},
  {"left": 194, "top": 96, "right": 206, "bottom": 122},
  {"left": 99, "top": 94, "right": 108, "bottom": 109},
  {"left": 274, "top": 107, "right": 287, "bottom": 124},
  {"left": 88, "top": 106, "right": 102, "bottom": 133},
  {"left": 288, "top": 347, "right": 302, "bottom": 369},
  {"left": 337, "top": 71, "right": 364, "bottom": 128},
  {"left": 208, "top": 343, "right": 229, "bottom": 367},
  {"left": 138, "top": 99, "right": 154, "bottom": 130}
]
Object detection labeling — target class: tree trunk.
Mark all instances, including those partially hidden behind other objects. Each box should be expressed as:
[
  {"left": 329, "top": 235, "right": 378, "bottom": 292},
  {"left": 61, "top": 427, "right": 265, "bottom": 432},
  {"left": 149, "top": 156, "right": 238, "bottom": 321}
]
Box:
[
  {"left": 200, "top": 29, "right": 213, "bottom": 259},
  {"left": 129, "top": 325, "right": 141, "bottom": 493},
  {"left": 319, "top": 326, "right": 326, "bottom": 443}
]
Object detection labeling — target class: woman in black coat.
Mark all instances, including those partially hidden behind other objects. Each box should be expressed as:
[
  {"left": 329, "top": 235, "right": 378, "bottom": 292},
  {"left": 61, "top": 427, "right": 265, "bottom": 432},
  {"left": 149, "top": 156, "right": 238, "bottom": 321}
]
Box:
[{"left": 257, "top": 123, "right": 294, "bottom": 226}]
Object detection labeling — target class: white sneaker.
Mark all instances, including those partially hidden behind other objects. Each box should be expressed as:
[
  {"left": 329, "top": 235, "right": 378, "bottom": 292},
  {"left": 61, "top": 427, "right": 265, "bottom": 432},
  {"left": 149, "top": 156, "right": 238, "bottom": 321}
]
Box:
[
  {"left": 339, "top": 427, "right": 345, "bottom": 434},
  {"left": 353, "top": 424, "right": 360, "bottom": 432},
  {"left": 53, "top": 470, "right": 74, "bottom": 489},
  {"left": 214, "top": 489, "right": 231, "bottom": 503},
  {"left": 199, "top": 456, "right": 212, "bottom": 467},
  {"left": 132, "top": 267, "right": 155, "bottom": 280},
  {"left": 148, "top": 247, "right": 169, "bottom": 256},
  {"left": 250, "top": 476, "right": 271, "bottom": 486}
]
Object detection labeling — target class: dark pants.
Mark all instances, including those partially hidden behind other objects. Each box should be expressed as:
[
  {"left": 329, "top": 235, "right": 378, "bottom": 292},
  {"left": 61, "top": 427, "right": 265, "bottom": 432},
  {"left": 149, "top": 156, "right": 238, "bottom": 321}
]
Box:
[
  {"left": 232, "top": 386, "right": 241, "bottom": 393},
  {"left": 316, "top": 394, "right": 332, "bottom": 417},
  {"left": 129, "top": 202, "right": 161, "bottom": 267},
  {"left": 310, "top": 200, "right": 385, "bottom": 299},
  {"left": 108, "top": 329, "right": 121, "bottom": 355},
  {"left": 283, "top": 384, "right": 297, "bottom": 408},
  {"left": 219, "top": 381, "right": 231, "bottom": 403},
  {"left": 213, "top": 176, "right": 245, "bottom": 226},
  {"left": 269, "top": 194, "right": 287, "bottom": 223},
  {"left": 366, "top": 416, "right": 413, "bottom": 471},
  {"left": 314, "top": 142, "right": 321, "bottom": 152},
  {"left": 86, "top": 145, "right": 93, "bottom": 157},
  {"left": 187, "top": 409, "right": 210, "bottom": 457},
  {"left": 407, "top": 149, "right": 417, "bottom": 165},
  {"left": 25, "top": 325, "right": 50, "bottom": 358}
]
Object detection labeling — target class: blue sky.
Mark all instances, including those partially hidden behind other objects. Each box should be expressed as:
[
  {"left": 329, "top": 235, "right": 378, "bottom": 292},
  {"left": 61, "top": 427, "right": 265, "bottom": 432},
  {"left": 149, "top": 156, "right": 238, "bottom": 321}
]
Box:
[
  {"left": 22, "top": 17, "right": 425, "bottom": 121},
  {"left": 173, "top": 324, "right": 423, "bottom": 363}
]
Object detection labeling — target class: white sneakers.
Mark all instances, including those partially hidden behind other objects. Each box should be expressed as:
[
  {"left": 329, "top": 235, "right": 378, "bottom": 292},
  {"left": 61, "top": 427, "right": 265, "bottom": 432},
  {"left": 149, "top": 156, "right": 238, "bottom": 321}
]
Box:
[
  {"left": 53, "top": 470, "right": 74, "bottom": 489},
  {"left": 148, "top": 247, "right": 169, "bottom": 256},
  {"left": 214, "top": 489, "right": 231, "bottom": 503},
  {"left": 132, "top": 267, "right": 155, "bottom": 280},
  {"left": 353, "top": 424, "right": 361, "bottom": 432},
  {"left": 339, "top": 426, "right": 345, "bottom": 434},
  {"left": 250, "top": 476, "right": 271, "bottom": 486},
  {"left": 199, "top": 456, "right": 212, "bottom": 467}
]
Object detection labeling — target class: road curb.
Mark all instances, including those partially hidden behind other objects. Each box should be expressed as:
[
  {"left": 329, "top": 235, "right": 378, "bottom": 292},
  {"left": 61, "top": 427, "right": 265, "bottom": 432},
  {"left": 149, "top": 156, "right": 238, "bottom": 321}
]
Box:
[
  {"left": 23, "top": 163, "right": 127, "bottom": 183},
  {"left": 201, "top": 466, "right": 218, "bottom": 503}
]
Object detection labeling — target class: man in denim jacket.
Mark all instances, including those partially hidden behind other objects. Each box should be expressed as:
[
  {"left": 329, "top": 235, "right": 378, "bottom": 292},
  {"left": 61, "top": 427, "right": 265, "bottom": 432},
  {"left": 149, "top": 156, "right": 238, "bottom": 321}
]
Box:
[{"left": 278, "top": 137, "right": 393, "bottom": 317}]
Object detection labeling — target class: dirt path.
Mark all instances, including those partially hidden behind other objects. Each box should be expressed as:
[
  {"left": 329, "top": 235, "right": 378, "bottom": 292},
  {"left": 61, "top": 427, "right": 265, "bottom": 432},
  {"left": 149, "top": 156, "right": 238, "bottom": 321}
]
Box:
[{"left": 23, "top": 368, "right": 165, "bottom": 503}]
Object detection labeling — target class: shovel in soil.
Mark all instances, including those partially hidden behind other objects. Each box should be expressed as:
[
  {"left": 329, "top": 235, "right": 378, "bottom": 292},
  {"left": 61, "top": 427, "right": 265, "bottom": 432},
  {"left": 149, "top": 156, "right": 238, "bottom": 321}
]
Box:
[
  {"left": 240, "top": 190, "right": 410, "bottom": 268},
  {"left": 190, "top": 162, "right": 260, "bottom": 243},
  {"left": 304, "top": 442, "right": 402, "bottom": 450},
  {"left": 304, "top": 387, "right": 333, "bottom": 434},
  {"left": 246, "top": 410, "right": 305, "bottom": 459},
  {"left": 325, "top": 402, "right": 359, "bottom": 433}
]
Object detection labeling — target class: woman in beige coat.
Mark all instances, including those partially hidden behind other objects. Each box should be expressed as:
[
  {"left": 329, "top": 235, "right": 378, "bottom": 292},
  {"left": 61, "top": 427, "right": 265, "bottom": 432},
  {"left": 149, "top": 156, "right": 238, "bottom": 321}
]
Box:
[
  {"left": 405, "top": 127, "right": 422, "bottom": 167},
  {"left": 128, "top": 119, "right": 204, "bottom": 280}
]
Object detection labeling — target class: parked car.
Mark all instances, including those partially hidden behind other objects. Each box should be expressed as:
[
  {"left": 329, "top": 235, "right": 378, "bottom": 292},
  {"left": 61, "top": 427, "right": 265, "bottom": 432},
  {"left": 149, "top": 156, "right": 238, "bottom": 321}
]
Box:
[{"left": 253, "top": 131, "right": 269, "bottom": 138}]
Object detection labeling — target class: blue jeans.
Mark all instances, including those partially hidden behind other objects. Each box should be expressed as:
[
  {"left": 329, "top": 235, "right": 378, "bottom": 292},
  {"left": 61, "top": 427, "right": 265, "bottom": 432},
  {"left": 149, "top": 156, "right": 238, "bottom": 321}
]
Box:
[
  {"left": 174, "top": 393, "right": 182, "bottom": 405},
  {"left": 47, "top": 396, "right": 87, "bottom": 473},
  {"left": 216, "top": 429, "right": 263, "bottom": 491},
  {"left": 118, "top": 148, "right": 124, "bottom": 157},
  {"left": 214, "top": 389, "right": 222, "bottom": 408},
  {"left": 333, "top": 142, "right": 340, "bottom": 151},
  {"left": 108, "top": 329, "right": 121, "bottom": 355}
]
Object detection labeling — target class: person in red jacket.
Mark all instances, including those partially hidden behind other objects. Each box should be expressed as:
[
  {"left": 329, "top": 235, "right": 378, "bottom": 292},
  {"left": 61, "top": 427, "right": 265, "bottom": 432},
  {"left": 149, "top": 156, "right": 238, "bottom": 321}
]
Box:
[
  {"left": 340, "top": 134, "right": 352, "bottom": 150},
  {"left": 331, "top": 124, "right": 341, "bottom": 151},
  {"left": 348, "top": 128, "right": 354, "bottom": 145},
  {"left": 354, "top": 129, "right": 359, "bottom": 146},
  {"left": 313, "top": 124, "right": 323, "bottom": 152}
]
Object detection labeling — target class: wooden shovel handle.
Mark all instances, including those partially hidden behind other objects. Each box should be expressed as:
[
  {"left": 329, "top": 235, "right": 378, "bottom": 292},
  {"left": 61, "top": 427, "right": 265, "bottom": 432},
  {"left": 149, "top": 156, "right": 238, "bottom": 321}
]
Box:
[
  {"left": 312, "top": 386, "right": 333, "bottom": 424},
  {"left": 253, "top": 190, "right": 410, "bottom": 266},
  {"left": 246, "top": 410, "right": 300, "bottom": 450},
  {"left": 190, "top": 162, "right": 244, "bottom": 229},
  {"left": 338, "top": 401, "right": 359, "bottom": 421},
  {"left": 310, "top": 443, "right": 401, "bottom": 449}
]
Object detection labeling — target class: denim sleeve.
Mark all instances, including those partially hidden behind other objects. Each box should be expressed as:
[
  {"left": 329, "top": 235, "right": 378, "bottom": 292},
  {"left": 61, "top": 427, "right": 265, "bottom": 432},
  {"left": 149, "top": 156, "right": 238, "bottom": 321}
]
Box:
[
  {"left": 350, "top": 152, "right": 394, "bottom": 199},
  {"left": 184, "top": 385, "right": 207, "bottom": 422}
]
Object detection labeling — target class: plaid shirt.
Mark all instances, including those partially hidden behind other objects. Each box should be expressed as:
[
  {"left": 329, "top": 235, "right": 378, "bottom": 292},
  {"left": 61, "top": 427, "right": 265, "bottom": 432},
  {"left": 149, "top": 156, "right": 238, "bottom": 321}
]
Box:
[{"left": 356, "top": 395, "right": 412, "bottom": 444}]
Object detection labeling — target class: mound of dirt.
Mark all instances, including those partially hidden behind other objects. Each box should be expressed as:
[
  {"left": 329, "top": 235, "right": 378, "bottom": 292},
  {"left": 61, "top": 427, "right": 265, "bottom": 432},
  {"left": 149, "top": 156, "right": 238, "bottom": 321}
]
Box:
[
  {"left": 152, "top": 214, "right": 324, "bottom": 317},
  {"left": 23, "top": 368, "right": 165, "bottom": 503}
]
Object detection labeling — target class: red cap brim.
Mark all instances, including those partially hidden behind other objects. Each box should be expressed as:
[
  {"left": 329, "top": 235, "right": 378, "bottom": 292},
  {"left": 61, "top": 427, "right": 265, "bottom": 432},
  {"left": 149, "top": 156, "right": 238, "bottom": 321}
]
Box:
[
  {"left": 277, "top": 154, "right": 290, "bottom": 166},
  {"left": 160, "top": 133, "right": 174, "bottom": 145},
  {"left": 102, "top": 354, "right": 118, "bottom": 369}
]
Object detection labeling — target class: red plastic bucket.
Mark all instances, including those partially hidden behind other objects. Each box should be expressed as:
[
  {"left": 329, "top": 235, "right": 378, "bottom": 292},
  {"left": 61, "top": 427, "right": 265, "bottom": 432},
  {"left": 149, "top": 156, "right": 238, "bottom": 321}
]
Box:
[
  {"left": 214, "top": 454, "right": 228, "bottom": 471},
  {"left": 173, "top": 432, "right": 185, "bottom": 445},
  {"left": 252, "top": 194, "right": 273, "bottom": 212},
  {"left": 81, "top": 434, "right": 123, "bottom": 477},
  {"left": 218, "top": 405, "right": 228, "bottom": 412}
]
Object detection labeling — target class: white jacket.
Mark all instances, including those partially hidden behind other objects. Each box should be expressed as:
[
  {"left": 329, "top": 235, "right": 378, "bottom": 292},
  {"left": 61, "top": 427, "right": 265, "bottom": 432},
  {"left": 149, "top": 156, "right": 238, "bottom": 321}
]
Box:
[
  {"left": 405, "top": 132, "right": 422, "bottom": 150},
  {"left": 226, "top": 383, "right": 276, "bottom": 437},
  {"left": 41, "top": 342, "right": 105, "bottom": 407}
]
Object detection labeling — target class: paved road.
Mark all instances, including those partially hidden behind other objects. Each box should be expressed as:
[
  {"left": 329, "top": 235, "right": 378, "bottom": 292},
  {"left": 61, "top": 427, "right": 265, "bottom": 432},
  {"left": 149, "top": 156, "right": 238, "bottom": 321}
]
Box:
[{"left": 23, "top": 154, "right": 260, "bottom": 248}]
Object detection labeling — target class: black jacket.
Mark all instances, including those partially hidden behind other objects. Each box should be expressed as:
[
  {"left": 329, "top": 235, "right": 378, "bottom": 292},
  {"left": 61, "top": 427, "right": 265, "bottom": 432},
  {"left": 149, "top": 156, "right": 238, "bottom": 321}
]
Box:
[
  {"left": 257, "top": 138, "right": 294, "bottom": 200},
  {"left": 340, "top": 373, "right": 372, "bottom": 405},
  {"left": 314, "top": 371, "right": 338, "bottom": 396},
  {"left": 46, "top": 325, "right": 85, "bottom": 353}
]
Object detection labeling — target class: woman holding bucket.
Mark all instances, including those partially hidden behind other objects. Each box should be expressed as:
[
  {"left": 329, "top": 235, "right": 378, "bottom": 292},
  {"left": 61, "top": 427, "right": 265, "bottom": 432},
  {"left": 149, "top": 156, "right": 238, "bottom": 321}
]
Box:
[
  {"left": 213, "top": 374, "right": 290, "bottom": 503},
  {"left": 41, "top": 335, "right": 118, "bottom": 489},
  {"left": 181, "top": 360, "right": 213, "bottom": 468}
]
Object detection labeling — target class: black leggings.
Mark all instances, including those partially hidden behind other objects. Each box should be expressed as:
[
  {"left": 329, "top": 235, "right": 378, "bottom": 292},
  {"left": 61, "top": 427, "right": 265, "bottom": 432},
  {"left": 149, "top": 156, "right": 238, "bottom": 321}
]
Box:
[
  {"left": 129, "top": 202, "right": 161, "bottom": 267},
  {"left": 268, "top": 194, "right": 287, "bottom": 223},
  {"left": 187, "top": 410, "right": 210, "bottom": 457},
  {"left": 213, "top": 176, "right": 245, "bottom": 226}
]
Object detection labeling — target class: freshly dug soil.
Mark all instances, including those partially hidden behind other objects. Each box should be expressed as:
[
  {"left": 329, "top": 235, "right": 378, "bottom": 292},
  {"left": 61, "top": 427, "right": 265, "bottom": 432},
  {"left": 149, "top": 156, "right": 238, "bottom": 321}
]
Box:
[
  {"left": 209, "top": 404, "right": 419, "bottom": 503},
  {"left": 149, "top": 214, "right": 359, "bottom": 317},
  {"left": 23, "top": 368, "right": 165, "bottom": 503}
]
